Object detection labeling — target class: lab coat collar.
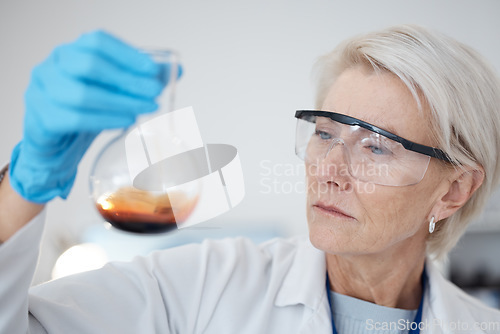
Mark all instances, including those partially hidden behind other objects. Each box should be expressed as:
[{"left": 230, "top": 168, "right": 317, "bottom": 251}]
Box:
[
  {"left": 423, "top": 259, "right": 479, "bottom": 332},
  {"left": 274, "top": 236, "right": 327, "bottom": 310},
  {"left": 274, "top": 236, "right": 333, "bottom": 333}
]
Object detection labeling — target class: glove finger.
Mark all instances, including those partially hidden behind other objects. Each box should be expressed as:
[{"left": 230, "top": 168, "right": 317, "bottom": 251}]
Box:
[
  {"left": 156, "top": 62, "right": 183, "bottom": 86},
  {"left": 74, "top": 30, "right": 162, "bottom": 76},
  {"left": 26, "top": 85, "right": 137, "bottom": 135},
  {"left": 33, "top": 60, "right": 159, "bottom": 115},
  {"left": 54, "top": 45, "right": 165, "bottom": 99}
]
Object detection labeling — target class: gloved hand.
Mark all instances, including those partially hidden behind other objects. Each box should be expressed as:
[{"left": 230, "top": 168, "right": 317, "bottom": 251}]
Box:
[{"left": 10, "top": 30, "right": 170, "bottom": 203}]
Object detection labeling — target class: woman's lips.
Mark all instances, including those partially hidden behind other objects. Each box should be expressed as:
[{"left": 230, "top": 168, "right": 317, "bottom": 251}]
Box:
[{"left": 313, "top": 203, "right": 355, "bottom": 219}]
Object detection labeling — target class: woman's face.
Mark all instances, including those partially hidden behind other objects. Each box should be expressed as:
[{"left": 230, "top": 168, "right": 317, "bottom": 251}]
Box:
[{"left": 306, "top": 66, "right": 450, "bottom": 256}]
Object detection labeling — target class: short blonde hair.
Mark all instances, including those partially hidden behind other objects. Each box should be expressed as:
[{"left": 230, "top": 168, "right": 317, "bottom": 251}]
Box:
[{"left": 313, "top": 24, "right": 500, "bottom": 260}]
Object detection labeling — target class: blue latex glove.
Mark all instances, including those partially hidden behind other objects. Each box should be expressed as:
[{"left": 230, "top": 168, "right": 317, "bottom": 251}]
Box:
[{"left": 10, "top": 30, "right": 170, "bottom": 203}]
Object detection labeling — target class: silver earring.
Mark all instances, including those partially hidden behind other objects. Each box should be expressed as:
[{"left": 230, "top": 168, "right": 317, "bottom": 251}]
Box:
[{"left": 429, "top": 216, "right": 436, "bottom": 234}]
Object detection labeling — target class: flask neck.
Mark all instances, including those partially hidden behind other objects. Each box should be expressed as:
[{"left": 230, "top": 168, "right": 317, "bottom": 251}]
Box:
[{"left": 137, "top": 49, "right": 179, "bottom": 125}]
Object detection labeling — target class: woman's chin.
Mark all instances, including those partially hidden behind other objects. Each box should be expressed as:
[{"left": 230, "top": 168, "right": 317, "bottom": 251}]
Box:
[{"left": 307, "top": 223, "right": 350, "bottom": 255}]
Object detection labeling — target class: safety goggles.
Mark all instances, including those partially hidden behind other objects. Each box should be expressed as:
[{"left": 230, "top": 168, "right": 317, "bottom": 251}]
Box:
[{"left": 295, "top": 110, "right": 451, "bottom": 186}]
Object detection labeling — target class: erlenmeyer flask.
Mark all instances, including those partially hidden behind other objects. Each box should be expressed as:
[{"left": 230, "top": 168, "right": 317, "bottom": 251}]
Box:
[{"left": 90, "top": 50, "right": 202, "bottom": 234}]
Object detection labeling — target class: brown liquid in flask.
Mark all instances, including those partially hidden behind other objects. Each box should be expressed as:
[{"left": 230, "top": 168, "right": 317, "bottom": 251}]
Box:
[{"left": 96, "top": 187, "right": 197, "bottom": 234}]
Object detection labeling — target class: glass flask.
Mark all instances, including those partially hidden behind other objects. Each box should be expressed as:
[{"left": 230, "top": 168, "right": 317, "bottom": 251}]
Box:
[{"left": 90, "top": 50, "right": 202, "bottom": 234}]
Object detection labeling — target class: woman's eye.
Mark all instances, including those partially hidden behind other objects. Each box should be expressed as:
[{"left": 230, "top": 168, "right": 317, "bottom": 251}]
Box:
[
  {"left": 315, "top": 130, "right": 332, "bottom": 140},
  {"left": 360, "top": 137, "right": 394, "bottom": 156},
  {"left": 365, "top": 142, "right": 394, "bottom": 156},
  {"left": 367, "top": 145, "right": 387, "bottom": 155},
  {"left": 316, "top": 130, "right": 332, "bottom": 140}
]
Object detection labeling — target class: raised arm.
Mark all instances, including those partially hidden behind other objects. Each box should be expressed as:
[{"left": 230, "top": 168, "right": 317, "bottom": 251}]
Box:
[
  {"left": 0, "top": 171, "right": 43, "bottom": 243},
  {"left": 0, "top": 30, "right": 170, "bottom": 333}
]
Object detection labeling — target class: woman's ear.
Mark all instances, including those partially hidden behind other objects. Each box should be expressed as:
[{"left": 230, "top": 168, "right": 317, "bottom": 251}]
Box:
[{"left": 432, "top": 166, "right": 485, "bottom": 221}]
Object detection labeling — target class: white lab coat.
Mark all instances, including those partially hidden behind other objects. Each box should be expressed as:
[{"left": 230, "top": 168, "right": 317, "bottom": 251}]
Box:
[{"left": 0, "top": 211, "right": 499, "bottom": 334}]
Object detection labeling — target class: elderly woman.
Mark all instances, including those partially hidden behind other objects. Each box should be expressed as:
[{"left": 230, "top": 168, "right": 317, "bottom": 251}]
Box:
[{"left": 0, "top": 25, "right": 499, "bottom": 333}]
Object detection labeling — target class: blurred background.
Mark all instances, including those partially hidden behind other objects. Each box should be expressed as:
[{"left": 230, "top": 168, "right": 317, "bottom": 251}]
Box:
[{"left": 1, "top": 0, "right": 499, "bottom": 307}]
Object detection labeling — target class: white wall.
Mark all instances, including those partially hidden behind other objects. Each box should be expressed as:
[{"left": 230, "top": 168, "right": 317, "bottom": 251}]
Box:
[{"left": 1, "top": 0, "right": 500, "bottom": 282}]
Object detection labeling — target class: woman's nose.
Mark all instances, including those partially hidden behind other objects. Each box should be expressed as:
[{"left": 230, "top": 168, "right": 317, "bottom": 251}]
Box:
[
  {"left": 315, "top": 139, "right": 353, "bottom": 190},
  {"left": 324, "top": 138, "right": 345, "bottom": 160}
]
